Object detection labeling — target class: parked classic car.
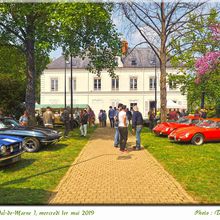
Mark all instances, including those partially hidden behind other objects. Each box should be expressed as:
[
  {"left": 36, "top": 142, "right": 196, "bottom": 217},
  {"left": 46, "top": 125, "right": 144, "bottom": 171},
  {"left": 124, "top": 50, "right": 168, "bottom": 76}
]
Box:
[
  {"left": 168, "top": 118, "right": 220, "bottom": 145},
  {"left": 0, "top": 135, "right": 24, "bottom": 166},
  {"left": 0, "top": 118, "right": 62, "bottom": 152},
  {"left": 152, "top": 116, "right": 202, "bottom": 136}
]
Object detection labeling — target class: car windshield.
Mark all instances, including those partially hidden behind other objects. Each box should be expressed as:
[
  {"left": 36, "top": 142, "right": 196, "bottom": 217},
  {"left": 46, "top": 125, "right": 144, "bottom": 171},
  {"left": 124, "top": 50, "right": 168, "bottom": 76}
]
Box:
[
  {"left": 0, "top": 121, "right": 7, "bottom": 129},
  {"left": 197, "top": 120, "right": 216, "bottom": 128},
  {"left": 3, "top": 118, "right": 20, "bottom": 127},
  {"left": 176, "top": 117, "right": 190, "bottom": 124}
]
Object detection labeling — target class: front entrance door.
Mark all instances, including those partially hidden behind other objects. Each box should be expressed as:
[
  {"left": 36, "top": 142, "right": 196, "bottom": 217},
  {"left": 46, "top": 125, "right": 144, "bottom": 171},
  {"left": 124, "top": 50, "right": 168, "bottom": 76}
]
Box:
[{"left": 149, "top": 101, "right": 156, "bottom": 110}]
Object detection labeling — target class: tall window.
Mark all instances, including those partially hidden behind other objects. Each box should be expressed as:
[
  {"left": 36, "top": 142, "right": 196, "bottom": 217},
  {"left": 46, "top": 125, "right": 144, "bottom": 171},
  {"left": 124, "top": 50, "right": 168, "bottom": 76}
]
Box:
[
  {"left": 112, "top": 78, "right": 119, "bottom": 90},
  {"left": 149, "top": 77, "right": 156, "bottom": 90},
  {"left": 69, "top": 78, "right": 76, "bottom": 91},
  {"left": 94, "top": 78, "right": 101, "bottom": 91},
  {"left": 51, "top": 78, "right": 58, "bottom": 92},
  {"left": 130, "top": 77, "right": 137, "bottom": 90},
  {"left": 169, "top": 81, "right": 177, "bottom": 90}
]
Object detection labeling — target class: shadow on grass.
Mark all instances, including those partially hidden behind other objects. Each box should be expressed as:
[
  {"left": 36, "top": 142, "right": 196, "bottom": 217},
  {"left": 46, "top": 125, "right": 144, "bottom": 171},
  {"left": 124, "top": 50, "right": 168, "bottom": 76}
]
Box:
[
  {"left": 0, "top": 187, "right": 54, "bottom": 205},
  {"left": 0, "top": 154, "right": 118, "bottom": 187},
  {"left": 0, "top": 158, "right": 36, "bottom": 173},
  {"left": 41, "top": 143, "right": 68, "bottom": 152}
]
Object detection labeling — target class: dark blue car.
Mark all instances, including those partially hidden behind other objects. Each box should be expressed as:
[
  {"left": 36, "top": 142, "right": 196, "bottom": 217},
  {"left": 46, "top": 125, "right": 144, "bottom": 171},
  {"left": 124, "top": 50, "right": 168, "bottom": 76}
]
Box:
[
  {"left": 0, "top": 118, "right": 62, "bottom": 153},
  {"left": 0, "top": 135, "right": 24, "bottom": 166}
]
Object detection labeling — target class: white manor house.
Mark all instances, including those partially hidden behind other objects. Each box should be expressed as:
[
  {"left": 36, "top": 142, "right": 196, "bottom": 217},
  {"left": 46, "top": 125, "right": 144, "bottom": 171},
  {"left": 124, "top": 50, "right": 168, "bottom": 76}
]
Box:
[{"left": 40, "top": 48, "right": 187, "bottom": 118}]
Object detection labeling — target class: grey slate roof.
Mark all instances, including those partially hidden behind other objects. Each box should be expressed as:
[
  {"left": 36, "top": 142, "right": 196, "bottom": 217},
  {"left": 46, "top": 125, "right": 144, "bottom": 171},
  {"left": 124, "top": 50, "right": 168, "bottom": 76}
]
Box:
[
  {"left": 47, "top": 55, "right": 90, "bottom": 69},
  {"left": 46, "top": 48, "right": 170, "bottom": 69},
  {"left": 122, "top": 48, "right": 160, "bottom": 68}
]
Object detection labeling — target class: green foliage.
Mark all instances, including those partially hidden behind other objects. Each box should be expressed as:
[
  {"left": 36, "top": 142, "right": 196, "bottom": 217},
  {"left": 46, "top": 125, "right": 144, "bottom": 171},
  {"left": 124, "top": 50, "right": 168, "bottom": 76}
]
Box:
[
  {"left": 0, "top": 46, "right": 25, "bottom": 76},
  {"left": 169, "top": 9, "right": 220, "bottom": 111},
  {"left": 0, "top": 3, "right": 120, "bottom": 117},
  {"left": 56, "top": 3, "right": 121, "bottom": 77},
  {"left": 0, "top": 74, "right": 26, "bottom": 118}
]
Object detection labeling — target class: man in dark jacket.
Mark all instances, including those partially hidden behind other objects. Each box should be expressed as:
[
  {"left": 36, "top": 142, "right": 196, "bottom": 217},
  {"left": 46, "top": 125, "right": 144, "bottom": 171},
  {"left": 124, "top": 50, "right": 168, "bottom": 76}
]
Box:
[
  {"left": 80, "top": 109, "right": 89, "bottom": 137},
  {"left": 132, "top": 105, "right": 143, "bottom": 150},
  {"left": 108, "top": 106, "right": 115, "bottom": 128},
  {"left": 62, "top": 107, "right": 70, "bottom": 138}
]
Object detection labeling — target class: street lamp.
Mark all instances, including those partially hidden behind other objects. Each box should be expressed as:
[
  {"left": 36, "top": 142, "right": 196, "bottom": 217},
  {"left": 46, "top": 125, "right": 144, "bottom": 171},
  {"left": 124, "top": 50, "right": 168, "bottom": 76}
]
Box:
[
  {"left": 70, "top": 54, "right": 74, "bottom": 124},
  {"left": 154, "top": 56, "right": 157, "bottom": 116},
  {"left": 151, "top": 54, "right": 157, "bottom": 116},
  {"left": 64, "top": 58, "right": 70, "bottom": 108}
]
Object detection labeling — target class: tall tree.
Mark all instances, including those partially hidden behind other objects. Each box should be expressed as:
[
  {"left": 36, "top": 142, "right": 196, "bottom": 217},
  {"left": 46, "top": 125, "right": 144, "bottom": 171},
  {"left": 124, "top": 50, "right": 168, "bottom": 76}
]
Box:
[
  {"left": 53, "top": 3, "right": 120, "bottom": 120},
  {"left": 0, "top": 3, "right": 120, "bottom": 124},
  {"left": 0, "top": 3, "right": 57, "bottom": 124},
  {"left": 169, "top": 9, "right": 220, "bottom": 111},
  {"left": 120, "top": 1, "right": 206, "bottom": 121},
  {"left": 57, "top": 3, "right": 120, "bottom": 76}
]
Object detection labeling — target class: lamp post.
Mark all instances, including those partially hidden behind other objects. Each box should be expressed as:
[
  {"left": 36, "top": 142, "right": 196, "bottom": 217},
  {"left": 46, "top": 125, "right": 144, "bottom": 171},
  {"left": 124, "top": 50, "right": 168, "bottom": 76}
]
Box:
[
  {"left": 154, "top": 55, "right": 157, "bottom": 117},
  {"left": 64, "top": 58, "right": 70, "bottom": 108},
  {"left": 70, "top": 54, "right": 73, "bottom": 123},
  {"left": 150, "top": 55, "right": 157, "bottom": 116}
]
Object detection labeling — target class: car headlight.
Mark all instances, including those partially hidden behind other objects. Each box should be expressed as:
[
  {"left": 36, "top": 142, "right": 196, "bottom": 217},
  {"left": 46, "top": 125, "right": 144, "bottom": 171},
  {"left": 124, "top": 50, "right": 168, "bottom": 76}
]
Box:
[
  {"left": 10, "top": 145, "right": 14, "bottom": 153},
  {"left": 165, "top": 127, "right": 170, "bottom": 131},
  {"left": 1, "top": 145, "right": 7, "bottom": 154},
  {"left": 185, "top": 132, "right": 190, "bottom": 138}
]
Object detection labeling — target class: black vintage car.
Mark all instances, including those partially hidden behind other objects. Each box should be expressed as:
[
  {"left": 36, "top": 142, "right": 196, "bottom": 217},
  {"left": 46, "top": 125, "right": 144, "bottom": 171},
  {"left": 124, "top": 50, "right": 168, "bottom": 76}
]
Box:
[{"left": 0, "top": 118, "right": 62, "bottom": 153}]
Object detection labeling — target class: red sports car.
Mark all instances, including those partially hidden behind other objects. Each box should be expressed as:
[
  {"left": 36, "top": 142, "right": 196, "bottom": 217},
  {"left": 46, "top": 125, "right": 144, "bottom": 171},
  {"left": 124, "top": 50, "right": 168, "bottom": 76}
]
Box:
[
  {"left": 153, "top": 116, "right": 202, "bottom": 136},
  {"left": 168, "top": 118, "right": 220, "bottom": 145}
]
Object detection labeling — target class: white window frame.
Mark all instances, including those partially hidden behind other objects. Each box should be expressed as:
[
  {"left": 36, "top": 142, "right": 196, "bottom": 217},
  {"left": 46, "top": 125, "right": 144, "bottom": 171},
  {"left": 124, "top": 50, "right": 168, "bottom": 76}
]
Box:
[
  {"left": 94, "top": 78, "right": 101, "bottom": 91},
  {"left": 51, "top": 78, "right": 58, "bottom": 92},
  {"left": 149, "top": 77, "right": 156, "bottom": 90},
  {"left": 169, "top": 81, "right": 177, "bottom": 90},
  {"left": 130, "top": 77, "right": 137, "bottom": 90},
  {"left": 112, "top": 77, "right": 119, "bottom": 91}
]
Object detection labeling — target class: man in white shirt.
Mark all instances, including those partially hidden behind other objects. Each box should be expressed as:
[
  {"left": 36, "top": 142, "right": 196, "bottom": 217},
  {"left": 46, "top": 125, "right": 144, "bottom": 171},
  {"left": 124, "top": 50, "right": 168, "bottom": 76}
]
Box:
[{"left": 118, "top": 105, "right": 128, "bottom": 152}]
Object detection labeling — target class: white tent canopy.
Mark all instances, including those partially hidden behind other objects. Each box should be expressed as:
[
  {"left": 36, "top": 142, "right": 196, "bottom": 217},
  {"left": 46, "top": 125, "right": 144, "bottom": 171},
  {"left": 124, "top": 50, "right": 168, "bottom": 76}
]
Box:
[{"left": 167, "top": 100, "right": 183, "bottom": 109}]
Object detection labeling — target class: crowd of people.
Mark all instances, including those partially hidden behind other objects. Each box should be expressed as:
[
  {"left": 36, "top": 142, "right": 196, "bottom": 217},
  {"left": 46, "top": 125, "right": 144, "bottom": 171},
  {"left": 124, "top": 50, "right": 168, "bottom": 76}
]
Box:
[
  {"left": 45, "top": 106, "right": 96, "bottom": 138},
  {"left": 0, "top": 105, "right": 211, "bottom": 152},
  {"left": 147, "top": 107, "right": 209, "bottom": 130},
  {"left": 112, "top": 104, "right": 143, "bottom": 152}
]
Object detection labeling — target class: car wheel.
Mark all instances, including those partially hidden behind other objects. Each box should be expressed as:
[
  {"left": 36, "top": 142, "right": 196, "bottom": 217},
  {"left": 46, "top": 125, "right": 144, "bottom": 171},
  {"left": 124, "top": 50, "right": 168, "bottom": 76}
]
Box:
[
  {"left": 191, "top": 133, "right": 204, "bottom": 146},
  {"left": 23, "top": 137, "right": 41, "bottom": 152}
]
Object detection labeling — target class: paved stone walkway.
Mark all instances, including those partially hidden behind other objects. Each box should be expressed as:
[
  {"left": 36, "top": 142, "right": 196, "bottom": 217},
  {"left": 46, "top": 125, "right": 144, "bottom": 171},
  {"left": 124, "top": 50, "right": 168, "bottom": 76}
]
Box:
[{"left": 49, "top": 127, "right": 195, "bottom": 204}]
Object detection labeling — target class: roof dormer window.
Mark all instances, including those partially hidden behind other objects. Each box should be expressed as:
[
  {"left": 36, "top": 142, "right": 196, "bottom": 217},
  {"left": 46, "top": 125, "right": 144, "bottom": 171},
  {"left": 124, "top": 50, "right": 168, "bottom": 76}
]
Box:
[{"left": 131, "top": 59, "right": 137, "bottom": 66}]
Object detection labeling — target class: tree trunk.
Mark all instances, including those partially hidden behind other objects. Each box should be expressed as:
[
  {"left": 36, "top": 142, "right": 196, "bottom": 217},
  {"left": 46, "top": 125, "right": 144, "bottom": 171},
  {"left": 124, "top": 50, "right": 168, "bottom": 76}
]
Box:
[
  {"left": 200, "top": 91, "right": 205, "bottom": 109},
  {"left": 160, "top": 55, "right": 167, "bottom": 122},
  {"left": 25, "top": 36, "right": 36, "bottom": 125},
  {"left": 160, "top": 0, "right": 167, "bottom": 122}
]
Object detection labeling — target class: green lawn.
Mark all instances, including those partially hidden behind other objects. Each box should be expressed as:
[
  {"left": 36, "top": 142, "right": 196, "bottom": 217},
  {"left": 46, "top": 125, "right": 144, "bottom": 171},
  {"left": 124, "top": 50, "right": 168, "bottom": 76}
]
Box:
[
  {"left": 0, "top": 126, "right": 96, "bottom": 204},
  {"left": 141, "top": 127, "right": 220, "bottom": 204}
]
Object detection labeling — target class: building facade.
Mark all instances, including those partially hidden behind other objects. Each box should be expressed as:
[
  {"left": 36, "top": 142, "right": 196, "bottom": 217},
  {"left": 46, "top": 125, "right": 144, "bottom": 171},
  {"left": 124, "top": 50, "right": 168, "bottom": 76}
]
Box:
[{"left": 40, "top": 48, "right": 187, "bottom": 118}]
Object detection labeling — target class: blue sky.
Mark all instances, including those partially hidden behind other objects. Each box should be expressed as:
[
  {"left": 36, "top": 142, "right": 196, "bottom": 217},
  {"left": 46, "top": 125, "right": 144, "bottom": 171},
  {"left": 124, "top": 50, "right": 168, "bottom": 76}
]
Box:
[
  {"left": 49, "top": 1, "right": 219, "bottom": 60},
  {"left": 49, "top": 8, "right": 143, "bottom": 60}
]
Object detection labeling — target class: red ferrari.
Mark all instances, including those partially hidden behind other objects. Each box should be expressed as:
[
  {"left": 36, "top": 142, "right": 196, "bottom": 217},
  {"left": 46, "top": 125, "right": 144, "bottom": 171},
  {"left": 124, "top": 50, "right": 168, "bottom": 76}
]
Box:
[
  {"left": 168, "top": 118, "right": 220, "bottom": 145},
  {"left": 153, "top": 116, "right": 202, "bottom": 136}
]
